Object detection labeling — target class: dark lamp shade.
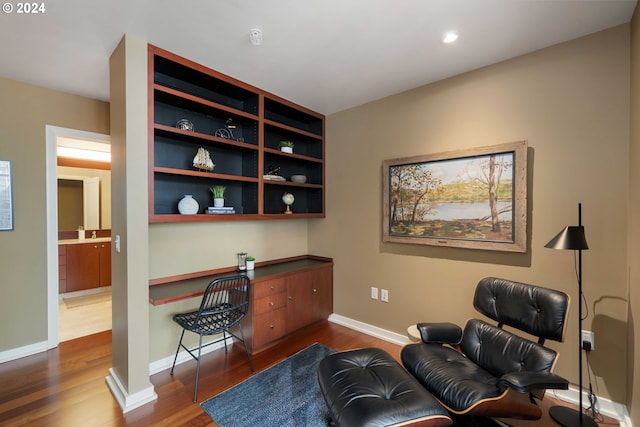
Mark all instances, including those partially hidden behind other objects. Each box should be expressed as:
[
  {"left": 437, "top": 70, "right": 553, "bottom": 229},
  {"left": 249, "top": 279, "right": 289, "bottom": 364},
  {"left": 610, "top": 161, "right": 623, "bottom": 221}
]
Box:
[{"left": 544, "top": 226, "right": 589, "bottom": 250}]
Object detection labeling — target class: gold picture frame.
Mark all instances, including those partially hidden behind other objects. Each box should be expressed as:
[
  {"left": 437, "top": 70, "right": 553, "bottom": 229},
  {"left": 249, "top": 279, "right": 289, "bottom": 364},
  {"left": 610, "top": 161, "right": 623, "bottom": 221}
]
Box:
[{"left": 382, "top": 141, "right": 527, "bottom": 252}]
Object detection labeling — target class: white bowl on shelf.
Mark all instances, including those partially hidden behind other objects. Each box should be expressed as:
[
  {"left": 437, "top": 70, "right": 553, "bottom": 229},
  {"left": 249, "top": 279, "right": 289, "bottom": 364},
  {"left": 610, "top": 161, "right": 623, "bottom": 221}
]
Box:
[{"left": 290, "top": 175, "right": 307, "bottom": 183}]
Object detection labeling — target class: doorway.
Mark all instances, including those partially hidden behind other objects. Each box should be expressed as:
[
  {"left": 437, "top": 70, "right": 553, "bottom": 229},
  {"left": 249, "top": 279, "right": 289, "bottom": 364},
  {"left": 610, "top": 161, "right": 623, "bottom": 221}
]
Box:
[{"left": 46, "top": 126, "right": 111, "bottom": 348}]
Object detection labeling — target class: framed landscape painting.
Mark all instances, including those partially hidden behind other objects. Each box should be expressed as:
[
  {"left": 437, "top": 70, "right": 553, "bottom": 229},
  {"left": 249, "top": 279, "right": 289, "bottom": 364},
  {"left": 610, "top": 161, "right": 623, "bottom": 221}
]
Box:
[{"left": 382, "top": 141, "right": 527, "bottom": 252}]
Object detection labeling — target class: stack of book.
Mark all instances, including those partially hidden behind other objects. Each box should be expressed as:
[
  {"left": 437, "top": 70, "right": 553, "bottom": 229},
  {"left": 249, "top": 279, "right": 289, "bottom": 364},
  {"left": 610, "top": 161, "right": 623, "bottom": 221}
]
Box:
[{"left": 206, "top": 206, "right": 235, "bottom": 214}]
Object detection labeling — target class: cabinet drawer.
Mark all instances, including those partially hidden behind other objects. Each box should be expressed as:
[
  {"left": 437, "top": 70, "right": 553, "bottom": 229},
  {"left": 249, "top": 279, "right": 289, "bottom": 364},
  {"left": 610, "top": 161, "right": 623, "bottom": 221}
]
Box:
[
  {"left": 253, "top": 277, "right": 288, "bottom": 299},
  {"left": 254, "top": 293, "right": 287, "bottom": 315},
  {"left": 252, "top": 309, "right": 287, "bottom": 348}
]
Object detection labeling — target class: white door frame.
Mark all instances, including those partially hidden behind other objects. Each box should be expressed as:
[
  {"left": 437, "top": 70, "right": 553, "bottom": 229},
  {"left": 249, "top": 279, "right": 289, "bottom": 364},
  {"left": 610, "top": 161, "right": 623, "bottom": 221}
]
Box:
[{"left": 45, "top": 125, "right": 110, "bottom": 349}]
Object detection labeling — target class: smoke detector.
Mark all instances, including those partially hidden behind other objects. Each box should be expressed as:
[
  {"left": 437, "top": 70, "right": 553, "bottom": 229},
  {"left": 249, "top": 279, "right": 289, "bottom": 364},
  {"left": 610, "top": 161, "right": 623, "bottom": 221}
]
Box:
[{"left": 249, "top": 29, "right": 262, "bottom": 46}]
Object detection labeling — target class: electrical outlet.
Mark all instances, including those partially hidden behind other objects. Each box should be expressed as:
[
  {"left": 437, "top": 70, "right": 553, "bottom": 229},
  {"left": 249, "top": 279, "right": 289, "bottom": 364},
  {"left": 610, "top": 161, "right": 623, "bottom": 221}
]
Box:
[
  {"left": 581, "top": 330, "right": 595, "bottom": 351},
  {"left": 381, "top": 289, "right": 389, "bottom": 303},
  {"left": 371, "top": 287, "right": 379, "bottom": 300}
]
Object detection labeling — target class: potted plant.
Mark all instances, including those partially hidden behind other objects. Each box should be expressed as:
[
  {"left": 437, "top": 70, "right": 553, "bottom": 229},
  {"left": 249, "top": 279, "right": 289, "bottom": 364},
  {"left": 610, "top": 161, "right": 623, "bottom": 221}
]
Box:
[
  {"left": 279, "top": 140, "right": 294, "bottom": 154},
  {"left": 246, "top": 255, "right": 255, "bottom": 271},
  {"left": 209, "top": 185, "right": 226, "bottom": 208}
]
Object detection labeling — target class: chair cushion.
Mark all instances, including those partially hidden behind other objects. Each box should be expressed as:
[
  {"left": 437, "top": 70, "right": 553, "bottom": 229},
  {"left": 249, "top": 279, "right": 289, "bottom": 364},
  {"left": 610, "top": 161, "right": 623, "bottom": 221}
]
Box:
[
  {"left": 318, "top": 348, "right": 452, "bottom": 427},
  {"left": 401, "top": 343, "right": 500, "bottom": 412}
]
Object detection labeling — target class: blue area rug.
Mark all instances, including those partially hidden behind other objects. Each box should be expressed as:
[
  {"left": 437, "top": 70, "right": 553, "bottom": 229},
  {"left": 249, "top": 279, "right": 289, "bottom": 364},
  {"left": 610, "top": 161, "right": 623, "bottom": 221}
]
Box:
[{"left": 201, "top": 343, "right": 334, "bottom": 427}]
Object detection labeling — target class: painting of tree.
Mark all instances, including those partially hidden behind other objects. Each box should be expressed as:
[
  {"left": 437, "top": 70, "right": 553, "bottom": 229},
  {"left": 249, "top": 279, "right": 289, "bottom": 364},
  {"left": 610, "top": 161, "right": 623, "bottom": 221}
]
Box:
[{"left": 383, "top": 141, "right": 527, "bottom": 252}]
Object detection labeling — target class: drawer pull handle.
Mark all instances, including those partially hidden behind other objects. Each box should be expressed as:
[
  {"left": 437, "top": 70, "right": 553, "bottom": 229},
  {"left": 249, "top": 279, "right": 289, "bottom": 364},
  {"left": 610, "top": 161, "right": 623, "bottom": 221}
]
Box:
[
  {"left": 270, "top": 286, "right": 275, "bottom": 290},
  {"left": 313, "top": 288, "right": 317, "bottom": 293},
  {"left": 269, "top": 324, "right": 275, "bottom": 329},
  {"left": 270, "top": 301, "right": 274, "bottom": 306},
  {"left": 288, "top": 296, "right": 293, "bottom": 300}
]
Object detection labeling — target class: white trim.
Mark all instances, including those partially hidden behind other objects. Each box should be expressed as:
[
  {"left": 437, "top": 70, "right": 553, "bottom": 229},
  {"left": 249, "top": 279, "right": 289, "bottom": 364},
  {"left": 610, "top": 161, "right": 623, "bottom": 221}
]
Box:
[
  {"left": 551, "top": 388, "right": 632, "bottom": 427},
  {"left": 149, "top": 338, "right": 232, "bottom": 375},
  {"left": 45, "top": 125, "right": 110, "bottom": 350},
  {"left": 328, "top": 314, "right": 631, "bottom": 427},
  {"left": 328, "top": 313, "right": 411, "bottom": 346},
  {"left": 0, "top": 340, "right": 48, "bottom": 364},
  {"left": 105, "top": 368, "right": 157, "bottom": 413}
]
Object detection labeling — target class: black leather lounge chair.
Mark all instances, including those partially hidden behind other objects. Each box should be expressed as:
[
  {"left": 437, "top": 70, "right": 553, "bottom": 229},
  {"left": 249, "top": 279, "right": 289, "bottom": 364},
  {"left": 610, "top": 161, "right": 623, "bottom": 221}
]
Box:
[{"left": 401, "top": 277, "right": 571, "bottom": 420}]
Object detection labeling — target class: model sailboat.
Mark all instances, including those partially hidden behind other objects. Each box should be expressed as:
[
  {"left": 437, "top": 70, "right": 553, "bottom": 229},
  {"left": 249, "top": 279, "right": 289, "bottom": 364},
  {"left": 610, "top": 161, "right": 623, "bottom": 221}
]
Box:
[{"left": 193, "top": 147, "right": 214, "bottom": 171}]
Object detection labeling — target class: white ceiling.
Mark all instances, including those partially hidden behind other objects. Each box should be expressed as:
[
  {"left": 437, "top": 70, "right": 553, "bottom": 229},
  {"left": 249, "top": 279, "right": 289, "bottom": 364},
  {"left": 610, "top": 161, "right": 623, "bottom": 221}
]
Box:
[{"left": 0, "top": 0, "right": 636, "bottom": 115}]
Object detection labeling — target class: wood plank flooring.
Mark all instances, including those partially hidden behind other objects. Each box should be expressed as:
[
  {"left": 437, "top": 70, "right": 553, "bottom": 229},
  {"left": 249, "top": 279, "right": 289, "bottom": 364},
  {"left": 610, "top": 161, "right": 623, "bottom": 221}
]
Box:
[{"left": 0, "top": 321, "right": 620, "bottom": 427}]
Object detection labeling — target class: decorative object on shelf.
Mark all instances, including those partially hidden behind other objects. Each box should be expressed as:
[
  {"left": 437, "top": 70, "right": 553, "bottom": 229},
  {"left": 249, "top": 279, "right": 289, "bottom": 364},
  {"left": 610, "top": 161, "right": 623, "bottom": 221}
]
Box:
[
  {"left": 178, "top": 195, "right": 199, "bottom": 215},
  {"left": 545, "top": 203, "right": 596, "bottom": 427},
  {"left": 215, "top": 118, "right": 238, "bottom": 141},
  {"left": 193, "top": 147, "right": 214, "bottom": 171},
  {"left": 264, "top": 165, "right": 285, "bottom": 181},
  {"left": 210, "top": 185, "right": 226, "bottom": 208},
  {"left": 246, "top": 256, "right": 255, "bottom": 271},
  {"left": 282, "top": 192, "right": 295, "bottom": 214},
  {"left": 290, "top": 174, "right": 307, "bottom": 183},
  {"left": 207, "top": 206, "right": 235, "bottom": 214},
  {"left": 279, "top": 140, "right": 294, "bottom": 153},
  {"left": 176, "top": 118, "right": 194, "bottom": 131},
  {"left": 237, "top": 252, "right": 247, "bottom": 271}
]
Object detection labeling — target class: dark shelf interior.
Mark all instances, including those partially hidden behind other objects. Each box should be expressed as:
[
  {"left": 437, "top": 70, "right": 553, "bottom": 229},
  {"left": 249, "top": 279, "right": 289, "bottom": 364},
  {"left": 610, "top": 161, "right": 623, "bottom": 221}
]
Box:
[
  {"left": 263, "top": 185, "right": 323, "bottom": 215},
  {"left": 155, "top": 135, "right": 258, "bottom": 178},
  {"left": 263, "top": 153, "right": 322, "bottom": 185},
  {"left": 154, "top": 56, "right": 258, "bottom": 115},
  {"left": 154, "top": 174, "right": 258, "bottom": 215},
  {"left": 264, "top": 98, "right": 323, "bottom": 136},
  {"left": 264, "top": 124, "right": 322, "bottom": 159},
  {"left": 154, "top": 95, "right": 258, "bottom": 145}
]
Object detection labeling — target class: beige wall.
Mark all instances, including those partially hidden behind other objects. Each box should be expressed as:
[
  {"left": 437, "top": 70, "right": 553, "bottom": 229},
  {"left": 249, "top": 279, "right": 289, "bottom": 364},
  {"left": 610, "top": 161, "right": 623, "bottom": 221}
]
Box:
[
  {"left": 311, "top": 25, "right": 630, "bottom": 404},
  {"left": 628, "top": 6, "right": 640, "bottom": 422},
  {"left": 0, "top": 77, "right": 109, "bottom": 351}
]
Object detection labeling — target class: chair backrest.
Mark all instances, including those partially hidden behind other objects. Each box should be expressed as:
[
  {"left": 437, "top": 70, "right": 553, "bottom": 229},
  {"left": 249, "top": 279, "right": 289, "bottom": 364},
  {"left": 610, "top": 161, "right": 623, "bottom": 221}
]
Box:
[
  {"left": 194, "top": 275, "right": 250, "bottom": 332},
  {"left": 473, "top": 277, "right": 569, "bottom": 343}
]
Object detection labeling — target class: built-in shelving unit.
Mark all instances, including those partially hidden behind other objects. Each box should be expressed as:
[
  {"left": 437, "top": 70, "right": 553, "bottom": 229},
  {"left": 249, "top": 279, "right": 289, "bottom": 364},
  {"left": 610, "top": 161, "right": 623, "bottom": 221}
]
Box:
[{"left": 148, "top": 45, "right": 325, "bottom": 222}]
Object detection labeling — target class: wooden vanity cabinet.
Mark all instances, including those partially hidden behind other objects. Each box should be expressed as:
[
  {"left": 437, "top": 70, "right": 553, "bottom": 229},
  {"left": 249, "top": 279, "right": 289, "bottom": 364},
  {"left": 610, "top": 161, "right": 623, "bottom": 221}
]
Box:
[
  {"left": 246, "top": 263, "right": 333, "bottom": 354},
  {"left": 65, "top": 242, "right": 111, "bottom": 292}
]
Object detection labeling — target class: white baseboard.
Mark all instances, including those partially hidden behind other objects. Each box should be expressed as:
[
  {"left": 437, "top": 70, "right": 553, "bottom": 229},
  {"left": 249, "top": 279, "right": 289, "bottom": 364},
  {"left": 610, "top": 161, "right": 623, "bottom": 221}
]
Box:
[
  {"left": 0, "top": 340, "right": 48, "bottom": 364},
  {"left": 105, "top": 367, "right": 157, "bottom": 413},
  {"left": 328, "top": 314, "right": 631, "bottom": 427},
  {"left": 551, "top": 388, "right": 632, "bottom": 427},
  {"left": 149, "top": 338, "right": 232, "bottom": 375}
]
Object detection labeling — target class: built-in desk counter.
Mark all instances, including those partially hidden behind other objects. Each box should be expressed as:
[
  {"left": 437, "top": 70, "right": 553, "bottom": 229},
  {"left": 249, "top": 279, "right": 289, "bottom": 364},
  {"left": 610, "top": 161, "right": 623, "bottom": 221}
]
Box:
[{"left": 149, "top": 255, "right": 333, "bottom": 354}]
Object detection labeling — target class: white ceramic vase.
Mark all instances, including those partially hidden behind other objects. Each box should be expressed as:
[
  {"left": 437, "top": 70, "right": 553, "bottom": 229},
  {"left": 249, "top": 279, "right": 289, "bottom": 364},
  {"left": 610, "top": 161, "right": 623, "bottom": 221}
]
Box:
[
  {"left": 178, "top": 195, "right": 199, "bottom": 215},
  {"left": 280, "top": 147, "right": 293, "bottom": 154},
  {"left": 214, "top": 198, "right": 224, "bottom": 208}
]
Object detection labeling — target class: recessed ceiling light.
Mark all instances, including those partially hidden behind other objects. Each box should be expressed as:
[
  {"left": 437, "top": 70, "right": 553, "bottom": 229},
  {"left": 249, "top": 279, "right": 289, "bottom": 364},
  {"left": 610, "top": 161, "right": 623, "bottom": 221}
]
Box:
[{"left": 442, "top": 31, "right": 459, "bottom": 44}]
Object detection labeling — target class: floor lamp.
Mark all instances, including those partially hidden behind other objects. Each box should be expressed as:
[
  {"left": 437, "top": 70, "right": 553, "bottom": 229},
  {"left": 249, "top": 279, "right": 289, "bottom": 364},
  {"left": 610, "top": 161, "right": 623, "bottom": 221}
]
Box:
[{"left": 545, "top": 203, "right": 596, "bottom": 427}]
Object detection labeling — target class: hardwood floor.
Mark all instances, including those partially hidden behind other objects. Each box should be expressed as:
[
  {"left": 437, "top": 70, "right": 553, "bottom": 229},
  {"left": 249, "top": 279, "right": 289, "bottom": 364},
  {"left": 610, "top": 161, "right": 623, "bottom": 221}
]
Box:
[{"left": 0, "top": 321, "right": 620, "bottom": 427}]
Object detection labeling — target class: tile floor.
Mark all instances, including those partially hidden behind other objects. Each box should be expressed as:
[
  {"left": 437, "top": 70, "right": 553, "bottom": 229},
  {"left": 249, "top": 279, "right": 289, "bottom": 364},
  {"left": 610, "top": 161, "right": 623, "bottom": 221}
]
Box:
[{"left": 59, "top": 289, "right": 112, "bottom": 342}]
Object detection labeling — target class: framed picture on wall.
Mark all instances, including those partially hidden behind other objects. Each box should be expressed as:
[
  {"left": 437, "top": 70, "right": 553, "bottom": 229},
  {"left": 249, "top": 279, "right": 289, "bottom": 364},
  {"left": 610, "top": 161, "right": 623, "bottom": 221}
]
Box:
[
  {"left": 0, "top": 160, "right": 14, "bottom": 231},
  {"left": 382, "top": 141, "right": 527, "bottom": 252}
]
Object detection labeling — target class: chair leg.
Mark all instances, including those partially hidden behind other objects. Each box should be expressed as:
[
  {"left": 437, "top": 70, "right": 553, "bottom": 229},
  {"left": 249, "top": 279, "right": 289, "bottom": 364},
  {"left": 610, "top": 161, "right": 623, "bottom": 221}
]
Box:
[
  {"left": 237, "top": 323, "right": 254, "bottom": 373},
  {"left": 222, "top": 330, "right": 228, "bottom": 353},
  {"left": 193, "top": 334, "right": 203, "bottom": 402},
  {"left": 170, "top": 329, "right": 186, "bottom": 375}
]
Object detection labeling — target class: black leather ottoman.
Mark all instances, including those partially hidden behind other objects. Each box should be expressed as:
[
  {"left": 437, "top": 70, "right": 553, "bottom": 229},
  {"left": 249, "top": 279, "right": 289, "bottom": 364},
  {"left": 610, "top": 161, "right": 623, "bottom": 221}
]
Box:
[{"left": 317, "top": 348, "right": 452, "bottom": 427}]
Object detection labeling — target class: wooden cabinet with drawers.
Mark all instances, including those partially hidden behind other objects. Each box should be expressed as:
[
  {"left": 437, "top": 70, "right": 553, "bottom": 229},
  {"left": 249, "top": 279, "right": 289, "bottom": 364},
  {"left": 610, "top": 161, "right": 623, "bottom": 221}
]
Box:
[
  {"left": 62, "top": 241, "right": 111, "bottom": 293},
  {"left": 246, "top": 262, "right": 333, "bottom": 354}
]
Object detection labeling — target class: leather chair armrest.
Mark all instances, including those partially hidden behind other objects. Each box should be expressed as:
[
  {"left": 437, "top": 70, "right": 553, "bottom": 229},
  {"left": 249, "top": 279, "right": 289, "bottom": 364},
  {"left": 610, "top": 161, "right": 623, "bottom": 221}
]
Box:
[
  {"left": 498, "top": 371, "right": 569, "bottom": 393},
  {"left": 416, "top": 322, "right": 463, "bottom": 345}
]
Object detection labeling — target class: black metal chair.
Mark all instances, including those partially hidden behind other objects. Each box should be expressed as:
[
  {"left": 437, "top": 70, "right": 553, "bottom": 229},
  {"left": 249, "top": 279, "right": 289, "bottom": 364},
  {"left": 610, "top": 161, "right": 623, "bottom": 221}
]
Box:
[{"left": 170, "top": 275, "right": 254, "bottom": 402}]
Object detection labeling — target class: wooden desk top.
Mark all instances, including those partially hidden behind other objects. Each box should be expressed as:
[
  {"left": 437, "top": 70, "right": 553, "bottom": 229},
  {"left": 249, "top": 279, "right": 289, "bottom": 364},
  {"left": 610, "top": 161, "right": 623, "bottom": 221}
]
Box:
[{"left": 148, "top": 255, "right": 333, "bottom": 305}]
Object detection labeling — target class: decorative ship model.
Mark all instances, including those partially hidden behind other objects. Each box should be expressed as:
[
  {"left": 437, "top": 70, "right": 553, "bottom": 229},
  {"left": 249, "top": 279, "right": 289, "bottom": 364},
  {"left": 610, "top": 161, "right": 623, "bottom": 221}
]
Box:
[{"left": 193, "top": 147, "right": 214, "bottom": 171}]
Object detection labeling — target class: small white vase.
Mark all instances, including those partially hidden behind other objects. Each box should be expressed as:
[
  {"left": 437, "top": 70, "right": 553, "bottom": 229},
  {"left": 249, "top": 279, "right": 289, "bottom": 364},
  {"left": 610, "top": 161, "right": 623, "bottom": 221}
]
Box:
[
  {"left": 178, "top": 195, "right": 199, "bottom": 215},
  {"left": 246, "top": 260, "right": 255, "bottom": 271},
  {"left": 280, "top": 147, "right": 293, "bottom": 154},
  {"left": 214, "top": 198, "right": 224, "bottom": 208}
]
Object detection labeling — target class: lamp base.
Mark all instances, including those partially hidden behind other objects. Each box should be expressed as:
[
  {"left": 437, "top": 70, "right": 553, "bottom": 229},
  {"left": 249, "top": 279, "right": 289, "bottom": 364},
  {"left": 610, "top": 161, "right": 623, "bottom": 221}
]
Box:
[{"left": 549, "top": 406, "right": 598, "bottom": 427}]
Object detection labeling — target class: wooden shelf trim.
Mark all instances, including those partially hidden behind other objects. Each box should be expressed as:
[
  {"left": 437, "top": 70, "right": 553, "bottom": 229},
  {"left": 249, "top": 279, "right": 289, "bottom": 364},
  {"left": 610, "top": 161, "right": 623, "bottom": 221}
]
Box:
[
  {"left": 148, "top": 255, "right": 333, "bottom": 305},
  {"left": 153, "top": 166, "right": 259, "bottom": 182},
  {"left": 263, "top": 147, "right": 324, "bottom": 163},
  {"left": 154, "top": 124, "right": 259, "bottom": 151}
]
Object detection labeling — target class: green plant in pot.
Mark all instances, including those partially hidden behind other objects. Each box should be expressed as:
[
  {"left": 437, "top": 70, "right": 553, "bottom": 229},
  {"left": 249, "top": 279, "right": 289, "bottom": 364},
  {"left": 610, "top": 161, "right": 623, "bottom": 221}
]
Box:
[
  {"left": 279, "top": 140, "right": 294, "bottom": 153},
  {"left": 210, "top": 185, "right": 226, "bottom": 208},
  {"left": 246, "top": 255, "right": 255, "bottom": 271}
]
